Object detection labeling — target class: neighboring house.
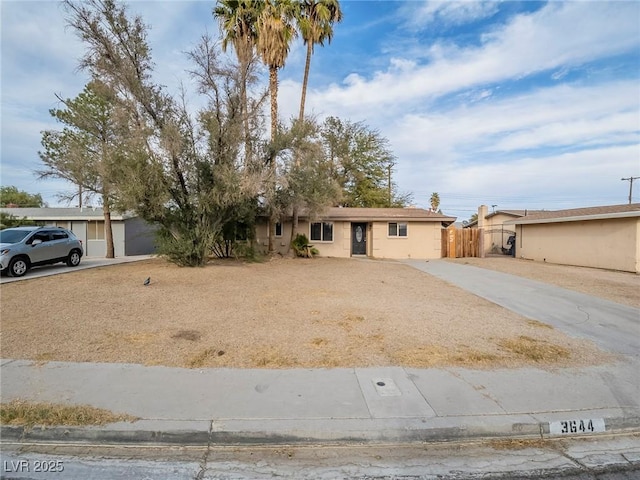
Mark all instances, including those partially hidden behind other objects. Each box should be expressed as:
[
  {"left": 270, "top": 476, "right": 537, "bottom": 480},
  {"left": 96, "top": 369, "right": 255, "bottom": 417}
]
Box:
[
  {"left": 465, "top": 205, "right": 541, "bottom": 255},
  {"left": 257, "top": 207, "right": 456, "bottom": 259},
  {"left": 504, "top": 203, "right": 640, "bottom": 273},
  {"left": 0, "top": 207, "right": 156, "bottom": 257}
]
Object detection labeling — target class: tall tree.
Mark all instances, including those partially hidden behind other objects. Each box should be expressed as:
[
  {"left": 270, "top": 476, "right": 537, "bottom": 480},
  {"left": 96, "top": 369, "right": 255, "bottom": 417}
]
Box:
[
  {"left": 320, "top": 116, "right": 411, "bottom": 208},
  {"left": 63, "top": 0, "right": 265, "bottom": 266},
  {"left": 297, "top": 0, "right": 342, "bottom": 122},
  {"left": 273, "top": 118, "right": 341, "bottom": 252},
  {"left": 39, "top": 79, "right": 121, "bottom": 258},
  {"left": 256, "top": 0, "right": 298, "bottom": 253},
  {"left": 0, "top": 186, "right": 45, "bottom": 208},
  {"left": 213, "top": 0, "right": 263, "bottom": 165}
]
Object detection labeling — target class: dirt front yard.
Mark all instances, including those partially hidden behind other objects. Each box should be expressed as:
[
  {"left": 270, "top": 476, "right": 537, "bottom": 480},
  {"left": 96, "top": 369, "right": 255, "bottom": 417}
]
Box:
[{"left": 0, "top": 257, "right": 616, "bottom": 369}]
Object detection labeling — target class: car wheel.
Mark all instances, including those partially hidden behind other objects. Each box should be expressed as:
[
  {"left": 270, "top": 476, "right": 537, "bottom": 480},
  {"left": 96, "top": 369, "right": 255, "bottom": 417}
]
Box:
[
  {"left": 8, "top": 257, "right": 29, "bottom": 277},
  {"left": 66, "top": 250, "right": 82, "bottom": 267}
]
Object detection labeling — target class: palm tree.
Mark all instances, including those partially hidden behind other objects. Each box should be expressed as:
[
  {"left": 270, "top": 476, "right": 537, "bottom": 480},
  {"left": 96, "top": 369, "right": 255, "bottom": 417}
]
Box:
[
  {"left": 297, "top": 0, "right": 342, "bottom": 122},
  {"left": 256, "top": 0, "right": 297, "bottom": 142},
  {"left": 430, "top": 192, "right": 441, "bottom": 213},
  {"left": 256, "top": 0, "right": 298, "bottom": 253},
  {"left": 213, "top": 0, "right": 262, "bottom": 165}
]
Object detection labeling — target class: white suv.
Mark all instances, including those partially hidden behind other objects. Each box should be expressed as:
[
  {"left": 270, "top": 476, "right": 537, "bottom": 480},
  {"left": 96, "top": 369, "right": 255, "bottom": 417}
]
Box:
[{"left": 0, "top": 226, "right": 84, "bottom": 277}]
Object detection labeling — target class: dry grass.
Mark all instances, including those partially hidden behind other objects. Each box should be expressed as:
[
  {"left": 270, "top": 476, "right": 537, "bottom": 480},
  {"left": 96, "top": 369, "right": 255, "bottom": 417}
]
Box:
[
  {"left": 0, "top": 257, "right": 615, "bottom": 369},
  {"left": 527, "top": 319, "right": 554, "bottom": 329},
  {"left": 187, "top": 347, "right": 226, "bottom": 368},
  {"left": 498, "top": 336, "right": 570, "bottom": 362},
  {"left": 0, "top": 399, "right": 137, "bottom": 428}
]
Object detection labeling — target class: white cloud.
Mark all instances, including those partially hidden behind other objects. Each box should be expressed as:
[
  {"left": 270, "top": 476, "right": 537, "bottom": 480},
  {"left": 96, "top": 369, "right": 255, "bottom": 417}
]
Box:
[
  {"left": 373, "top": 77, "right": 640, "bottom": 215},
  {"left": 403, "top": 1, "right": 500, "bottom": 29},
  {"left": 303, "top": 1, "right": 639, "bottom": 116}
]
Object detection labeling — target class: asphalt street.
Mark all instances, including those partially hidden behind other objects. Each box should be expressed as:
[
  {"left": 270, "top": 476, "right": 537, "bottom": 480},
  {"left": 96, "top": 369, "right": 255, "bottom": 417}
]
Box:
[{"left": 1, "top": 435, "right": 639, "bottom": 479}]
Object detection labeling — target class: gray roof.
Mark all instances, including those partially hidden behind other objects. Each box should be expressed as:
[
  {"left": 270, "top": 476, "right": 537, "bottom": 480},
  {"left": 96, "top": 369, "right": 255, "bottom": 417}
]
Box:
[
  {"left": 505, "top": 203, "right": 640, "bottom": 225},
  {"left": 0, "top": 207, "right": 136, "bottom": 221}
]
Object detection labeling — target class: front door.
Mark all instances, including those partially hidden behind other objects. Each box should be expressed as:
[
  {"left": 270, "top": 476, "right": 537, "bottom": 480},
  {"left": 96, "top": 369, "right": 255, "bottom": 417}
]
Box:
[{"left": 351, "top": 223, "right": 367, "bottom": 255}]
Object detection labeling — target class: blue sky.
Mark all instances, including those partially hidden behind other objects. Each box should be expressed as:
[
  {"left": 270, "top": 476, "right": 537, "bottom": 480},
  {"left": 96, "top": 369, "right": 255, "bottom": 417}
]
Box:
[{"left": 1, "top": 0, "right": 639, "bottom": 221}]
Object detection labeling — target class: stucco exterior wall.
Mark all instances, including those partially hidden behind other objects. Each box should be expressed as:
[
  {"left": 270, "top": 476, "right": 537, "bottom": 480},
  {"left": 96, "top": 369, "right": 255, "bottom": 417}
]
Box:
[
  {"left": 370, "top": 222, "right": 441, "bottom": 259},
  {"left": 256, "top": 220, "right": 353, "bottom": 257},
  {"left": 516, "top": 217, "right": 640, "bottom": 273},
  {"left": 255, "top": 219, "right": 302, "bottom": 256},
  {"left": 256, "top": 219, "right": 443, "bottom": 259},
  {"left": 637, "top": 219, "right": 640, "bottom": 274}
]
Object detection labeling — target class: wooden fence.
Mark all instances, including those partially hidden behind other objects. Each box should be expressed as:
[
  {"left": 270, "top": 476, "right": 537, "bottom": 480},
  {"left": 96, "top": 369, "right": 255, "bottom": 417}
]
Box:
[{"left": 441, "top": 226, "right": 481, "bottom": 258}]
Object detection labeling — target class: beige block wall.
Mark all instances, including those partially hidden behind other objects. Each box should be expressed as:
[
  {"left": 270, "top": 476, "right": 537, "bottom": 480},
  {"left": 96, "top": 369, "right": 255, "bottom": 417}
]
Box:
[{"left": 516, "top": 218, "right": 640, "bottom": 273}]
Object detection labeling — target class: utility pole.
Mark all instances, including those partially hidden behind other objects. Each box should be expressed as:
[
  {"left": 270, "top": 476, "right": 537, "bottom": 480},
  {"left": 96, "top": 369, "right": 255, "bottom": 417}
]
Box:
[
  {"left": 387, "top": 163, "right": 393, "bottom": 207},
  {"left": 621, "top": 176, "right": 639, "bottom": 204}
]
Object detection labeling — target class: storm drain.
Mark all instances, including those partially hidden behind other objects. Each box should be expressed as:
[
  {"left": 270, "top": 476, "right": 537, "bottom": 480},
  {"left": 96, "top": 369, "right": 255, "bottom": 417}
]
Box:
[{"left": 372, "top": 378, "right": 402, "bottom": 396}]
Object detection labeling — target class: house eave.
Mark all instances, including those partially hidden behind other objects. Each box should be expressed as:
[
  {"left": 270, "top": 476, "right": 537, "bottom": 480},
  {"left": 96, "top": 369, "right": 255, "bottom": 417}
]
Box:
[
  {"left": 0, "top": 208, "right": 131, "bottom": 221},
  {"left": 506, "top": 211, "right": 640, "bottom": 225}
]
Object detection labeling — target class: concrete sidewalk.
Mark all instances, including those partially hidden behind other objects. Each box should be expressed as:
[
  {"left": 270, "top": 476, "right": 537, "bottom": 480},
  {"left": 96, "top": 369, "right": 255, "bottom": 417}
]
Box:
[{"left": 1, "top": 359, "right": 639, "bottom": 445}]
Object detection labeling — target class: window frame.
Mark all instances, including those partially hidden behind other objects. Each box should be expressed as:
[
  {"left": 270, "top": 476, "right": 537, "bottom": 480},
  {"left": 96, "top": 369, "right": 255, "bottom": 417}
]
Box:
[
  {"left": 310, "top": 221, "right": 333, "bottom": 242},
  {"left": 275, "top": 222, "right": 283, "bottom": 238},
  {"left": 87, "top": 220, "right": 105, "bottom": 240},
  {"left": 388, "top": 222, "right": 408, "bottom": 238}
]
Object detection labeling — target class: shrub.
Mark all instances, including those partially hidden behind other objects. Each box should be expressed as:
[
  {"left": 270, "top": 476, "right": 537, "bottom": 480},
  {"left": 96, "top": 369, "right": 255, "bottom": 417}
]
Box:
[{"left": 291, "top": 233, "right": 319, "bottom": 258}]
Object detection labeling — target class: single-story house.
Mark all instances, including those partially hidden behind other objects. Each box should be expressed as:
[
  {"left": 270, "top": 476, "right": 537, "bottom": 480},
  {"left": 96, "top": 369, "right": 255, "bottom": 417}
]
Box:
[
  {"left": 505, "top": 203, "right": 640, "bottom": 273},
  {"left": 465, "top": 205, "right": 542, "bottom": 255},
  {"left": 257, "top": 207, "right": 456, "bottom": 259},
  {"left": 0, "top": 207, "right": 156, "bottom": 257}
]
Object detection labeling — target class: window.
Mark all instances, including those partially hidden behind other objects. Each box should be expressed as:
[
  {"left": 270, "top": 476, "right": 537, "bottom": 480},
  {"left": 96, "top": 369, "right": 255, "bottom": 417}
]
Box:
[
  {"left": 388, "top": 222, "right": 408, "bottom": 237},
  {"left": 87, "top": 221, "right": 105, "bottom": 240},
  {"left": 29, "top": 231, "right": 50, "bottom": 244},
  {"left": 275, "top": 222, "right": 283, "bottom": 237},
  {"left": 310, "top": 222, "right": 333, "bottom": 242},
  {"left": 51, "top": 231, "right": 68, "bottom": 240},
  {"left": 0, "top": 230, "right": 30, "bottom": 243}
]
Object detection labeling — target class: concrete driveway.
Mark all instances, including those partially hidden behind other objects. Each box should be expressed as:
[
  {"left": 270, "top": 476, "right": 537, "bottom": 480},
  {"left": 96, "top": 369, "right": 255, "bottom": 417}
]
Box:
[
  {"left": 404, "top": 259, "right": 640, "bottom": 357},
  {"left": 0, "top": 255, "right": 154, "bottom": 284}
]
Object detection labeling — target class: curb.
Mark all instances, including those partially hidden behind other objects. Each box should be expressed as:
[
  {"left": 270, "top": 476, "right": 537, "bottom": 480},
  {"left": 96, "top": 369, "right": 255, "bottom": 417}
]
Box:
[{"left": 3, "top": 416, "right": 639, "bottom": 446}]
